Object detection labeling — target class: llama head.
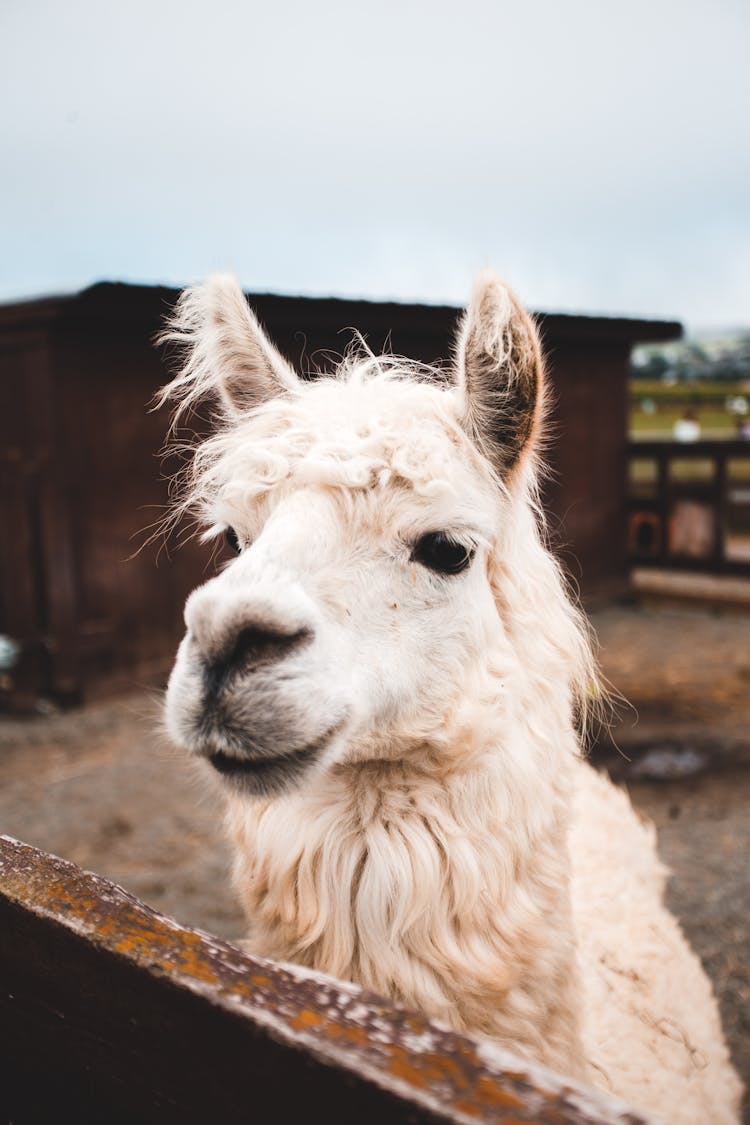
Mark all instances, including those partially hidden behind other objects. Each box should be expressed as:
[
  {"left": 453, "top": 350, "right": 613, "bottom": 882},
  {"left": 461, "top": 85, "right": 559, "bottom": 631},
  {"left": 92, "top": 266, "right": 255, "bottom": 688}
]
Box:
[{"left": 159, "top": 273, "right": 582, "bottom": 797}]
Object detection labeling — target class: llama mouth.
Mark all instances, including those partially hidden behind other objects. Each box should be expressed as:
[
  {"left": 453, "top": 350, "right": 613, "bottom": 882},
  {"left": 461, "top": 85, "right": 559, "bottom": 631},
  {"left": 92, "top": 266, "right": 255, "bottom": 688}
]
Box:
[
  {"left": 206, "top": 722, "right": 344, "bottom": 795},
  {"left": 208, "top": 747, "right": 317, "bottom": 792}
]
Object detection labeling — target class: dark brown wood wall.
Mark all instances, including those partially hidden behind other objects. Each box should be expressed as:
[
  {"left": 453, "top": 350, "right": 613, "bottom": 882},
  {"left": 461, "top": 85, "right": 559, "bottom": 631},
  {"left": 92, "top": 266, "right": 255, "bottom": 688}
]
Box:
[
  {"left": 542, "top": 339, "right": 632, "bottom": 595},
  {"left": 0, "top": 283, "right": 679, "bottom": 706}
]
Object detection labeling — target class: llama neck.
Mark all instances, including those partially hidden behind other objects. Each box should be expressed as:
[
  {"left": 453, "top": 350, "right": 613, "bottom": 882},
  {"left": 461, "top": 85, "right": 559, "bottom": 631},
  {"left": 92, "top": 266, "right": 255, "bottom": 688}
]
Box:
[{"left": 226, "top": 686, "right": 584, "bottom": 1075}]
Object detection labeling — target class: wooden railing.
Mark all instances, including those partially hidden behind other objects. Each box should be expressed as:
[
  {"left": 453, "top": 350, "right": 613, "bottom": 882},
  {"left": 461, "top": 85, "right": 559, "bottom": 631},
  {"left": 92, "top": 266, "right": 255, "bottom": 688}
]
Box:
[
  {"left": 0, "top": 835, "right": 653, "bottom": 1123},
  {"left": 628, "top": 439, "right": 750, "bottom": 575}
]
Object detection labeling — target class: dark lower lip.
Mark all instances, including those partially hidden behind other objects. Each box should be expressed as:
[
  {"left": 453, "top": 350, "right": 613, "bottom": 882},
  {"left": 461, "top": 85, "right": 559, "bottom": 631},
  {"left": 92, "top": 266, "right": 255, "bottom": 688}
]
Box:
[
  {"left": 207, "top": 745, "right": 318, "bottom": 796},
  {"left": 206, "top": 721, "right": 345, "bottom": 795},
  {"left": 209, "top": 744, "right": 317, "bottom": 778}
]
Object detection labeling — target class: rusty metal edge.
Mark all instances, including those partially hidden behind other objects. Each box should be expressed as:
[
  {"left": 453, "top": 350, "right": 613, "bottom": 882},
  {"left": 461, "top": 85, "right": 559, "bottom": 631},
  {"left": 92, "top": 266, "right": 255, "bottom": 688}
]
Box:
[{"left": 0, "top": 833, "right": 657, "bottom": 1124}]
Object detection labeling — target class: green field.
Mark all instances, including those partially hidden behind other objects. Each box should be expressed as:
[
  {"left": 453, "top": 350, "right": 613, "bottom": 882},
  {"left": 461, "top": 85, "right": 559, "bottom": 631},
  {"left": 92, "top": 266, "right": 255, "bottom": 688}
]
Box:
[{"left": 630, "top": 380, "right": 748, "bottom": 440}]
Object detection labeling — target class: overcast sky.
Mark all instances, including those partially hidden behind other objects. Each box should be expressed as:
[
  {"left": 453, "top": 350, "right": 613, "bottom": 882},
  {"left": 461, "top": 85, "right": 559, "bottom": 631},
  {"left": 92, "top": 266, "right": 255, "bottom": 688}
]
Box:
[{"left": 2, "top": 0, "right": 748, "bottom": 329}]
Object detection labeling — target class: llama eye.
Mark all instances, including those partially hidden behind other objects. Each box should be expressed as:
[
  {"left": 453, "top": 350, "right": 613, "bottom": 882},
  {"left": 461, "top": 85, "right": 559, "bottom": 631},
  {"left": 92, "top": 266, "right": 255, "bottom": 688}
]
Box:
[
  {"left": 412, "top": 532, "right": 475, "bottom": 575},
  {"left": 225, "top": 526, "right": 241, "bottom": 554}
]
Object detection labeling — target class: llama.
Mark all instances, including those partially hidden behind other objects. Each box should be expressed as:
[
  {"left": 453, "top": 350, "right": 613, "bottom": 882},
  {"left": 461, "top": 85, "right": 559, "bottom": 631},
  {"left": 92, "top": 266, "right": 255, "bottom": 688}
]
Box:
[{"left": 159, "top": 273, "right": 742, "bottom": 1123}]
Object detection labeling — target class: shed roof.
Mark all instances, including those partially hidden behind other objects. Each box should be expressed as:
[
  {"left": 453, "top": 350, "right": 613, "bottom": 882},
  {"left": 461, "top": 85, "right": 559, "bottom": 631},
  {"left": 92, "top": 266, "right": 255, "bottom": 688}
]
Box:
[{"left": 0, "top": 281, "right": 682, "bottom": 346}]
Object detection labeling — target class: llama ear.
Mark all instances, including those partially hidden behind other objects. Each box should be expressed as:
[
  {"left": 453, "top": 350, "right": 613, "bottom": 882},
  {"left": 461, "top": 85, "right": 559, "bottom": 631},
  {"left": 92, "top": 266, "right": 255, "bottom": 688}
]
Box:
[
  {"left": 157, "top": 274, "right": 300, "bottom": 420},
  {"left": 454, "top": 272, "right": 545, "bottom": 475}
]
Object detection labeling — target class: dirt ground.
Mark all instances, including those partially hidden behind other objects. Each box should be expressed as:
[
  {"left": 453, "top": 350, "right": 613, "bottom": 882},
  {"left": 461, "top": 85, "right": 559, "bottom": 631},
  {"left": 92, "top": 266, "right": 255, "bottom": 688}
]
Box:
[
  {"left": 1, "top": 601, "right": 748, "bottom": 1114},
  {"left": 592, "top": 601, "right": 750, "bottom": 1118}
]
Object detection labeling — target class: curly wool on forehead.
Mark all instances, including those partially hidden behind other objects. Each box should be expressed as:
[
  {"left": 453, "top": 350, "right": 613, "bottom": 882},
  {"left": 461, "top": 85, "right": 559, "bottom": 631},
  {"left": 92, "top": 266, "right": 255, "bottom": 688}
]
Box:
[{"left": 190, "top": 364, "right": 499, "bottom": 519}]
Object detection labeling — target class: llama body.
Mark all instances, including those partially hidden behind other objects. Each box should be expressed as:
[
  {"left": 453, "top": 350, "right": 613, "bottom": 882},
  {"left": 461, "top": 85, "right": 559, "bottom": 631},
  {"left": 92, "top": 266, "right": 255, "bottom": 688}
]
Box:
[{"left": 161, "top": 274, "right": 741, "bottom": 1123}]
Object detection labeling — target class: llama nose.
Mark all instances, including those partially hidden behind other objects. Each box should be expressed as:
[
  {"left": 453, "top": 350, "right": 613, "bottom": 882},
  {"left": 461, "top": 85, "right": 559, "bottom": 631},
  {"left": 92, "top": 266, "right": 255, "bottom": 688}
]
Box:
[{"left": 200, "top": 622, "right": 312, "bottom": 695}]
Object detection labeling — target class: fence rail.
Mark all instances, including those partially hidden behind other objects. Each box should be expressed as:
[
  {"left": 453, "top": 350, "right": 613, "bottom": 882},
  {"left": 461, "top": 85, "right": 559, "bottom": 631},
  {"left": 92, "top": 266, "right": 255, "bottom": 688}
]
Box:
[
  {"left": 628, "top": 439, "right": 750, "bottom": 575},
  {"left": 0, "top": 834, "right": 652, "bottom": 1123}
]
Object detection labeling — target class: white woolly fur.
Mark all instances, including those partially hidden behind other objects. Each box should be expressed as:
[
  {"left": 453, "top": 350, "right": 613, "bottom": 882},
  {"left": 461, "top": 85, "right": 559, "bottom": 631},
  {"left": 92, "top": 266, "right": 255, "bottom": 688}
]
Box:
[{"left": 159, "top": 273, "right": 742, "bottom": 1123}]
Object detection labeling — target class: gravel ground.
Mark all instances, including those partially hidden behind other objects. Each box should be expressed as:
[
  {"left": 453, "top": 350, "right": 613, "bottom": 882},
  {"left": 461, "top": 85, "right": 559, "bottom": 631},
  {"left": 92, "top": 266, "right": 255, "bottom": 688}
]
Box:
[{"left": 1, "top": 602, "right": 748, "bottom": 1114}]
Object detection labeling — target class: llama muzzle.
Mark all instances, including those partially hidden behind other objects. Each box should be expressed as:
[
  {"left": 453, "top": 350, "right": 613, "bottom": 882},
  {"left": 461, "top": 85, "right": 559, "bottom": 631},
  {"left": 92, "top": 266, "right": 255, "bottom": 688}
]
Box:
[{"left": 198, "top": 623, "right": 313, "bottom": 700}]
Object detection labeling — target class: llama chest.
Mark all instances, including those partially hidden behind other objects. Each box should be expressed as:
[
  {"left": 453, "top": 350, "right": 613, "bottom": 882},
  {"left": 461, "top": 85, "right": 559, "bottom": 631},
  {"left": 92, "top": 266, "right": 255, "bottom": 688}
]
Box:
[{"left": 225, "top": 766, "right": 578, "bottom": 1058}]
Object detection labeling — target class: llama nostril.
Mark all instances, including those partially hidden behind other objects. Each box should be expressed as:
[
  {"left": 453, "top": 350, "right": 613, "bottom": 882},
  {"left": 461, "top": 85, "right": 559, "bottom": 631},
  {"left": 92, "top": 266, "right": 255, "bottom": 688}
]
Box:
[
  {"left": 229, "top": 625, "right": 312, "bottom": 671},
  {"left": 204, "top": 624, "right": 312, "bottom": 695}
]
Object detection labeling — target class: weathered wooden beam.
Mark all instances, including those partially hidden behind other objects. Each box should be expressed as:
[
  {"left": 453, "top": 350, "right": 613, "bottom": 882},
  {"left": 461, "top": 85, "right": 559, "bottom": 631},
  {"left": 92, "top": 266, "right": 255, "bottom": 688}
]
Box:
[{"left": 0, "top": 835, "right": 652, "bottom": 1123}]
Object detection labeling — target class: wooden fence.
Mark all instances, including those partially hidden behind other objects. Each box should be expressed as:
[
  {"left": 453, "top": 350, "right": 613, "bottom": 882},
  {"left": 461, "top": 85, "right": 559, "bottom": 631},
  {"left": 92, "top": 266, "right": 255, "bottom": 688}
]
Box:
[
  {"left": 0, "top": 834, "right": 653, "bottom": 1123},
  {"left": 628, "top": 439, "right": 750, "bottom": 575}
]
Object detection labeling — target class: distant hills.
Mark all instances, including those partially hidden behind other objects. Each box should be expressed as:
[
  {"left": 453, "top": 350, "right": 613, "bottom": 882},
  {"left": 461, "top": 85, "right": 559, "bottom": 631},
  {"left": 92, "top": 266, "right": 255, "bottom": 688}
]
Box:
[{"left": 632, "top": 330, "right": 750, "bottom": 383}]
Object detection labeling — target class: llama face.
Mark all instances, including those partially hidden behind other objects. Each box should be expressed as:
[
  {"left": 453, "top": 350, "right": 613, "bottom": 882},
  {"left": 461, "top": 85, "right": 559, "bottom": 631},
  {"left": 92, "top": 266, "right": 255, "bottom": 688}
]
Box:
[
  {"left": 160, "top": 271, "right": 545, "bottom": 797},
  {"left": 164, "top": 376, "right": 503, "bottom": 795}
]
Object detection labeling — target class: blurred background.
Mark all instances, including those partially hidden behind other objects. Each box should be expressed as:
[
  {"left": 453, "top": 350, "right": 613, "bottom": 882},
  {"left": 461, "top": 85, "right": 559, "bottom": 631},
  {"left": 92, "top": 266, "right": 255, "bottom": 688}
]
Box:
[{"left": 1, "top": 0, "right": 748, "bottom": 1110}]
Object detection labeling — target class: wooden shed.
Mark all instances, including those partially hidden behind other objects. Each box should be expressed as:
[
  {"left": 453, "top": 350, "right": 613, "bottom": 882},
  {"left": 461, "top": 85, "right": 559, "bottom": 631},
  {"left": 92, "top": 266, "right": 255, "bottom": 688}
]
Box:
[{"left": 0, "top": 282, "right": 679, "bottom": 707}]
